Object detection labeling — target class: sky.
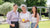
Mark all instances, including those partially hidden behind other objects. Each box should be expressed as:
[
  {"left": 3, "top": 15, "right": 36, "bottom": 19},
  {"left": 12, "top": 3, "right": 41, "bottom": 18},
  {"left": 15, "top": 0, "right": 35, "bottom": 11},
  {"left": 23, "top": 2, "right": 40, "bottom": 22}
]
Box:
[
  {"left": 24, "top": 0, "right": 50, "bottom": 5},
  {"left": 46, "top": 0, "right": 50, "bottom": 5}
]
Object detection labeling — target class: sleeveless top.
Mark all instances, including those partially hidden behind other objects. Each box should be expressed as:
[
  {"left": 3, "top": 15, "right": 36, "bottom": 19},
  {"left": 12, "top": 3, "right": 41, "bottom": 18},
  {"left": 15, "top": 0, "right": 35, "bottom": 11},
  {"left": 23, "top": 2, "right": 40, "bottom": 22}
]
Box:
[{"left": 31, "top": 14, "right": 37, "bottom": 23}]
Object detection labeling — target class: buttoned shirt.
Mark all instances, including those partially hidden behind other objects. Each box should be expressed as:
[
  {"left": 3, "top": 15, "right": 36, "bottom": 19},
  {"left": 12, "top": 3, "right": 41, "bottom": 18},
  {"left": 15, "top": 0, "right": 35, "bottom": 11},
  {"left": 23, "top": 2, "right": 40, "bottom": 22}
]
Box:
[{"left": 6, "top": 10, "right": 19, "bottom": 24}]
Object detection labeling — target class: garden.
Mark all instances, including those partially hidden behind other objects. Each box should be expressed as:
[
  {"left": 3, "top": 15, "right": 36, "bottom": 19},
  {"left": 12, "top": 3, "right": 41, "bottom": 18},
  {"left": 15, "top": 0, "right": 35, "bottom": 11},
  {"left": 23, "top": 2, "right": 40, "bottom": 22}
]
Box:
[{"left": 0, "top": 0, "right": 50, "bottom": 28}]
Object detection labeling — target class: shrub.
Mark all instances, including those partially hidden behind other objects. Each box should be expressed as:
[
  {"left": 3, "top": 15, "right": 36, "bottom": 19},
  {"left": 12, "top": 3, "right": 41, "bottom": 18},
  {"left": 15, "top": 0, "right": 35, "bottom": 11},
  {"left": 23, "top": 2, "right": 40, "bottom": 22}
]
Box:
[
  {"left": 42, "top": 15, "right": 45, "bottom": 17},
  {"left": 0, "top": 0, "right": 4, "bottom": 5},
  {"left": 0, "top": 2, "right": 14, "bottom": 16}
]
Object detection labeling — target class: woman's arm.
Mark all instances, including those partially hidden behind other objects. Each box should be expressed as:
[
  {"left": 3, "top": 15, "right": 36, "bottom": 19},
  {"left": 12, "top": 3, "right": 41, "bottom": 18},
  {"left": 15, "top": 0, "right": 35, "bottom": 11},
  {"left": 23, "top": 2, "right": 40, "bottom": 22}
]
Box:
[
  {"left": 6, "top": 12, "right": 15, "bottom": 27},
  {"left": 34, "top": 13, "right": 39, "bottom": 28},
  {"left": 25, "top": 13, "right": 31, "bottom": 22},
  {"left": 6, "top": 12, "right": 11, "bottom": 24}
]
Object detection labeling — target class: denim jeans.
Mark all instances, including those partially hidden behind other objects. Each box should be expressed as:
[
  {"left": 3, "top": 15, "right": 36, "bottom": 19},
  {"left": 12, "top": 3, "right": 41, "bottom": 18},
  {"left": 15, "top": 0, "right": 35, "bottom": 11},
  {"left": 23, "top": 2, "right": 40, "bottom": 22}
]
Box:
[{"left": 31, "top": 23, "right": 39, "bottom": 28}]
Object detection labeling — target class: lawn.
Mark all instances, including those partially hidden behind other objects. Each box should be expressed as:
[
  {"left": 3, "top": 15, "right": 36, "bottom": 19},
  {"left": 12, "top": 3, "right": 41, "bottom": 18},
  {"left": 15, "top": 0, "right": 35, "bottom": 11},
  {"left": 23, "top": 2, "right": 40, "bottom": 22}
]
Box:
[
  {"left": 0, "top": 20, "right": 50, "bottom": 28},
  {"left": 39, "top": 20, "right": 50, "bottom": 28},
  {"left": 0, "top": 24, "right": 9, "bottom": 28}
]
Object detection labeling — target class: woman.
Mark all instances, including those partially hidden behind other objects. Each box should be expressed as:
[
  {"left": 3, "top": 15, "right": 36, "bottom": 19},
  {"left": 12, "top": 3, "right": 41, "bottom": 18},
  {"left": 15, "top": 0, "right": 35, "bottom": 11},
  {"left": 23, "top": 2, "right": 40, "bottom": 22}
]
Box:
[
  {"left": 31, "top": 6, "right": 39, "bottom": 28},
  {"left": 19, "top": 4, "right": 31, "bottom": 28},
  {"left": 6, "top": 4, "right": 19, "bottom": 28}
]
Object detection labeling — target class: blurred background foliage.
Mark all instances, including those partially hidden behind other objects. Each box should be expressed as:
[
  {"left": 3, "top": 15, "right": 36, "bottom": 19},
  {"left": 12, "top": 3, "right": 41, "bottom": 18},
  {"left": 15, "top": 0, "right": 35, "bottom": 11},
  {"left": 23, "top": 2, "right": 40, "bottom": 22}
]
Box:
[
  {"left": 0, "top": 0, "right": 47, "bottom": 16},
  {"left": 0, "top": 0, "right": 4, "bottom": 5},
  {"left": 26, "top": 0, "right": 47, "bottom": 7},
  {"left": 0, "top": 0, "right": 49, "bottom": 28},
  {"left": 3, "top": 0, "right": 24, "bottom": 6},
  {"left": 0, "top": 0, "right": 25, "bottom": 16},
  {"left": 26, "top": 0, "right": 47, "bottom": 13},
  {"left": 0, "top": 2, "right": 14, "bottom": 16}
]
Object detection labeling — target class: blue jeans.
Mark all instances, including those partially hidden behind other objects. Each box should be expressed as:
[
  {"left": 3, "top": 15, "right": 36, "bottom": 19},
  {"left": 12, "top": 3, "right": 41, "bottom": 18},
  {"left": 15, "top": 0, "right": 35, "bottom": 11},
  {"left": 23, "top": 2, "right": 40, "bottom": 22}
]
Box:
[{"left": 31, "top": 23, "right": 39, "bottom": 28}]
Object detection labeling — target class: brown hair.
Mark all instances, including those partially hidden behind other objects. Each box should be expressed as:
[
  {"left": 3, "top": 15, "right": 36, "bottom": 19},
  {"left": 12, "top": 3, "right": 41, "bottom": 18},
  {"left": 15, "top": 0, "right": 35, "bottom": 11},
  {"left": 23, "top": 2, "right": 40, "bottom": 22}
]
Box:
[
  {"left": 33, "top": 6, "right": 37, "bottom": 18},
  {"left": 13, "top": 4, "right": 17, "bottom": 6}
]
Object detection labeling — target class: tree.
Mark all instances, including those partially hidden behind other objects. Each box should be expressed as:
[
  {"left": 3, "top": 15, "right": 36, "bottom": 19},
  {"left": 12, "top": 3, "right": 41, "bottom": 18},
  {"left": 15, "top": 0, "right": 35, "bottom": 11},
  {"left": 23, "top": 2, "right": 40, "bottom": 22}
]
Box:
[
  {"left": 26, "top": 0, "right": 47, "bottom": 7},
  {"left": 0, "top": 0, "right": 4, "bottom": 5},
  {"left": 3, "top": 0, "right": 24, "bottom": 6},
  {"left": 0, "top": 2, "right": 14, "bottom": 16},
  {"left": 26, "top": 0, "right": 47, "bottom": 13},
  {"left": 3, "top": 0, "right": 26, "bottom": 12}
]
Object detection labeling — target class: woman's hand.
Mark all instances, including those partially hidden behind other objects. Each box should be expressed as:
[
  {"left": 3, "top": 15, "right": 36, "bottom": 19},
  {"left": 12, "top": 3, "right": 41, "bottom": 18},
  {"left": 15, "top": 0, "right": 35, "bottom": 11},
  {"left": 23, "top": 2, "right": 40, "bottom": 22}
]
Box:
[
  {"left": 26, "top": 20, "right": 29, "bottom": 22},
  {"left": 10, "top": 24, "right": 15, "bottom": 27},
  {"left": 20, "top": 19, "right": 29, "bottom": 23},
  {"left": 23, "top": 21, "right": 27, "bottom": 23},
  {"left": 21, "top": 20, "right": 27, "bottom": 23},
  {"left": 23, "top": 20, "right": 29, "bottom": 23},
  {"left": 20, "top": 19, "right": 26, "bottom": 23},
  {"left": 34, "top": 27, "right": 36, "bottom": 28}
]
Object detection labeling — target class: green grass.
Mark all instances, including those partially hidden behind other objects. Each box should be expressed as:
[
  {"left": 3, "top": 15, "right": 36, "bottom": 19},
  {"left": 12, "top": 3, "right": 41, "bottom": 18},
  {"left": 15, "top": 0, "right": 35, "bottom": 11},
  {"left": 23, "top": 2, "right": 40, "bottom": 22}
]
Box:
[
  {"left": 39, "top": 20, "right": 50, "bottom": 28},
  {"left": 0, "top": 24, "right": 9, "bottom": 28},
  {"left": 41, "top": 17, "right": 49, "bottom": 19},
  {"left": 0, "top": 20, "right": 50, "bottom": 28}
]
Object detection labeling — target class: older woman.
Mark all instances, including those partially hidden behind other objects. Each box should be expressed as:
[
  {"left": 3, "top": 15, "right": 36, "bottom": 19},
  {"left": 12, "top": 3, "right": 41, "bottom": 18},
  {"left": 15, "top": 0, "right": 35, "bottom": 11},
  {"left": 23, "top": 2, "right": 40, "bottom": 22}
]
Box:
[{"left": 19, "top": 4, "right": 31, "bottom": 28}]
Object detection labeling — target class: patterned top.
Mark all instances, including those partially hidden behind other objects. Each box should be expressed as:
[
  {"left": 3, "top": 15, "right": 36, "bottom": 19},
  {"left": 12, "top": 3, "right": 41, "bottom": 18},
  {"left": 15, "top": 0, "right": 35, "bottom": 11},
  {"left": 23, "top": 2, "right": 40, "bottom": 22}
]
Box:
[
  {"left": 20, "top": 11, "right": 31, "bottom": 23},
  {"left": 6, "top": 10, "right": 19, "bottom": 24}
]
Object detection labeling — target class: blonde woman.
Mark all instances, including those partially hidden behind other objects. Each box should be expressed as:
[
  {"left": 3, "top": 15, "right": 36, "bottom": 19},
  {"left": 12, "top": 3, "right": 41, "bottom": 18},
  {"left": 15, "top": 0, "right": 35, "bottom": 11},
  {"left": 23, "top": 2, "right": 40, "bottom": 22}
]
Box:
[{"left": 19, "top": 4, "right": 31, "bottom": 28}]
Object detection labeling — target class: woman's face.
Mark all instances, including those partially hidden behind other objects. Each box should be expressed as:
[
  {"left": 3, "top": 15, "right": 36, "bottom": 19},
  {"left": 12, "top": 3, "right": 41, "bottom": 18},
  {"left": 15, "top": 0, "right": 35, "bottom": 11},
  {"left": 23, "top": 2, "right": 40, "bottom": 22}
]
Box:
[
  {"left": 21, "top": 7, "right": 26, "bottom": 11},
  {"left": 13, "top": 5, "right": 18, "bottom": 10},
  {"left": 32, "top": 7, "right": 36, "bottom": 12}
]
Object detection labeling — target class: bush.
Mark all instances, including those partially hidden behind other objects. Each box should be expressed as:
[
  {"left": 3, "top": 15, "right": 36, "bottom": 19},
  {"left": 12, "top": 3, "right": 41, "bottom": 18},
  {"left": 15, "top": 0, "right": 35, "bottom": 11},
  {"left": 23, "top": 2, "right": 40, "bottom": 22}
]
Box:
[
  {"left": 4, "top": 0, "right": 24, "bottom": 6},
  {"left": 0, "top": 2, "right": 14, "bottom": 16},
  {"left": 0, "top": 0, "right": 4, "bottom": 5},
  {"left": 42, "top": 15, "right": 45, "bottom": 17}
]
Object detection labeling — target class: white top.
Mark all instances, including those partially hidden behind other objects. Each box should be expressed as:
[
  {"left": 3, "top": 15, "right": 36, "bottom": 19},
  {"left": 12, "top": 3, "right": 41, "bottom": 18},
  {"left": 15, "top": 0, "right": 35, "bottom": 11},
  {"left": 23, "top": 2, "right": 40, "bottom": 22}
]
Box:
[
  {"left": 31, "top": 14, "right": 37, "bottom": 23},
  {"left": 20, "top": 11, "right": 31, "bottom": 23}
]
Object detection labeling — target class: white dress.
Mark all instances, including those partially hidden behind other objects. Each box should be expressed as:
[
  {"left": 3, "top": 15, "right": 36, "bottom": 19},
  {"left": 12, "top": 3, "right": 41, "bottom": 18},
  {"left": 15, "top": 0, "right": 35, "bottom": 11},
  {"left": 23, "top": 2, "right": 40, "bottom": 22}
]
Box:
[{"left": 19, "top": 11, "right": 31, "bottom": 28}]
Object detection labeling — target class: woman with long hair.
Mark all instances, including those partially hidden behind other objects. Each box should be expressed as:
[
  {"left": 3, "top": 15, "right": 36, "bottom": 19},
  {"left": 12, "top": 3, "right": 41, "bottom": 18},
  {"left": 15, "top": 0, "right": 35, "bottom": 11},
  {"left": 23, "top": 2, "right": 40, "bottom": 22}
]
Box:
[{"left": 31, "top": 6, "right": 39, "bottom": 28}]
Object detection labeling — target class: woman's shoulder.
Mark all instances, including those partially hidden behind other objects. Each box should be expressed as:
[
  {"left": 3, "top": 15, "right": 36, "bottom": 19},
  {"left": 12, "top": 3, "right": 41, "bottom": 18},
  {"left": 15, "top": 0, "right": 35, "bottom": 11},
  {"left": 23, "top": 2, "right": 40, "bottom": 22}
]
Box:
[
  {"left": 37, "top": 13, "right": 39, "bottom": 16},
  {"left": 31, "top": 14, "right": 34, "bottom": 17},
  {"left": 27, "top": 11, "right": 31, "bottom": 15},
  {"left": 31, "top": 14, "right": 34, "bottom": 15},
  {"left": 20, "top": 11, "right": 30, "bottom": 14},
  {"left": 20, "top": 12, "right": 22, "bottom": 14},
  {"left": 6, "top": 10, "right": 13, "bottom": 16},
  {"left": 27, "top": 11, "right": 30, "bottom": 13},
  {"left": 19, "top": 12, "right": 23, "bottom": 15},
  {"left": 7, "top": 10, "right": 13, "bottom": 14}
]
